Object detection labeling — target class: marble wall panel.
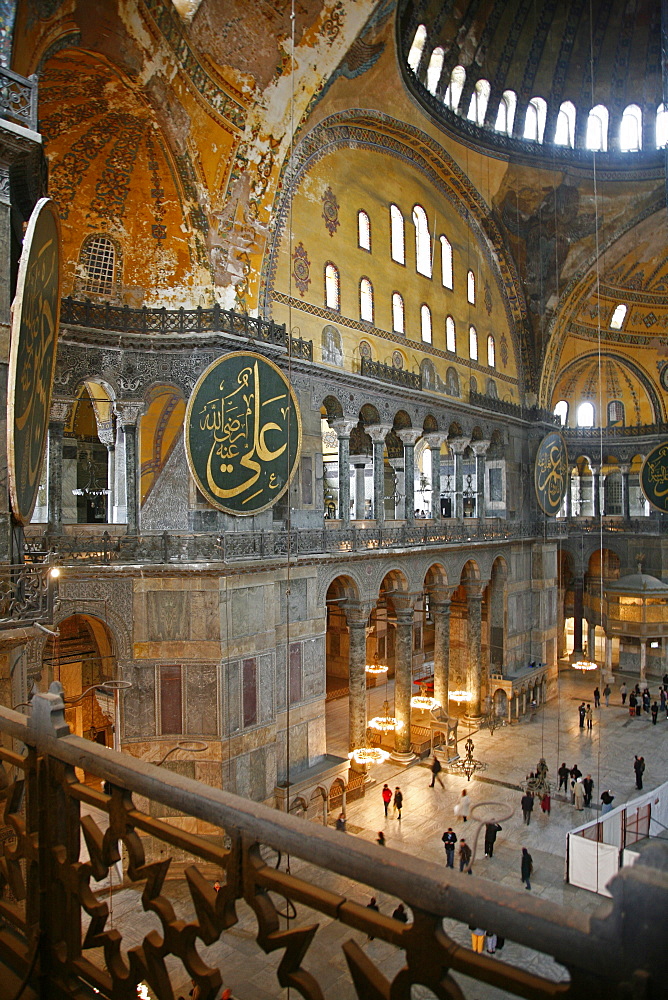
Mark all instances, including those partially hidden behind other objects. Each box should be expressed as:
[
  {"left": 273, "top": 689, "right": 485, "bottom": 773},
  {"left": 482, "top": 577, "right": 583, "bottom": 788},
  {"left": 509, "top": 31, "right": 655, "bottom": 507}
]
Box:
[
  {"left": 263, "top": 743, "right": 277, "bottom": 800},
  {"left": 278, "top": 578, "right": 307, "bottom": 623},
  {"left": 308, "top": 714, "right": 326, "bottom": 764},
  {"left": 124, "top": 664, "right": 156, "bottom": 739},
  {"left": 258, "top": 652, "right": 274, "bottom": 723},
  {"left": 221, "top": 658, "right": 241, "bottom": 736},
  {"left": 275, "top": 643, "right": 286, "bottom": 713},
  {"left": 234, "top": 751, "right": 250, "bottom": 798},
  {"left": 147, "top": 591, "right": 189, "bottom": 642},
  {"left": 185, "top": 664, "right": 218, "bottom": 736},
  {"left": 190, "top": 590, "right": 220, "bottom": 641},
  {"left": 249, "top": 746, "right": 269, "bottom": 801},
  {"left": 229, "top": 585, "right": 270, "bottom": 637},
  {"left": 302, "top": 635, "right": 325, "bottom": 699}
]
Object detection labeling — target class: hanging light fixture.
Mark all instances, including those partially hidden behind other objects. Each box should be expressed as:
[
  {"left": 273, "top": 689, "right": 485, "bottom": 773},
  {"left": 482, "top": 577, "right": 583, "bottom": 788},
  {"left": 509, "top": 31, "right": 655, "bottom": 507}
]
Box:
[
  {"left": 365, "top": 661, "right": 388, "bottom": 676},
  {"left": 571, "top": 659, "right": 597, "bottom": 672},
  {"left": 72, "top": 452, "right": 110, "bottom": 518},
  {"left": 368, "top": 699, "right": 403, "bottom": 732},
  {"left": 411, "top": 693, "right": 440, "bottom": 711},
  {"left": 348, "top": 745, "right": 390, "bottom": 766},
  {"left": 446, "top": 735, "right": 487, "bottom": 782},
  {"left": 449, "top": 689, "right": 470, "bottom": 704}
]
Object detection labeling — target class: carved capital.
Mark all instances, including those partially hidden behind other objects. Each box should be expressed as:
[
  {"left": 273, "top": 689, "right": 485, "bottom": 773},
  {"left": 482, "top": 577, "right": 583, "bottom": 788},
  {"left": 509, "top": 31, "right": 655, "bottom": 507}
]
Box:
[
  {"left": 424, "top": 432, "right": 448, "bottom": 451},
  {"left": 344, "top": 601, "right": 373, "bottom": 627},
  {"left": 116, "top": 402, "right": 144, "bottom": 428},
  {"left": 471, "top": 439, "right": 490, "bottom": 456},
  {"left": 366, "top": 423, "right": 393, "bottom": 444},
  {"left": 331, "top": 418, "right": 357, "bottom": 440},
  {"left": 397, "top": 428, "right": 422, "bottom": 447},
  {"left": 449, "top": 437, "right": 471, "bottom": 455}
]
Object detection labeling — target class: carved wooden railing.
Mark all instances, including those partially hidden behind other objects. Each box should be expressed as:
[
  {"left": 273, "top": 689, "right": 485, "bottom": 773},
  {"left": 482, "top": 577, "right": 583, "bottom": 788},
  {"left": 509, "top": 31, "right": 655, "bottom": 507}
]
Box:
[
  {"left": 0, "top": 68, "right": 38, "bottom": 131},
  {"left": 0, "top": 684, "right": 664, "bottom": 999},
  {"left": 0, "top": 561, "right": 55, "bottom": 630}
]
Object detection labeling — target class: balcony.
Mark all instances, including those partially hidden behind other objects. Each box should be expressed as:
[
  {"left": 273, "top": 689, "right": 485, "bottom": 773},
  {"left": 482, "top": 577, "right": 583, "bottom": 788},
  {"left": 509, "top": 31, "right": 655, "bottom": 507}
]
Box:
[
  {"left": 0, "top": 67, "right": 38, "bottom": 132},
  {"left": 361, "top": 356, "right": 422, "bottom": 391}
]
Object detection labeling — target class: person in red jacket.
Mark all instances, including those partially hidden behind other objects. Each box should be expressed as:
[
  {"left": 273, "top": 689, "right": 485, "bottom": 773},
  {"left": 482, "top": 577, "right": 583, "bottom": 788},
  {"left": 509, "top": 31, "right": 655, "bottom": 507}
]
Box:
[{"left": 381, "top": 783, "right": 392, "bottom": 817}]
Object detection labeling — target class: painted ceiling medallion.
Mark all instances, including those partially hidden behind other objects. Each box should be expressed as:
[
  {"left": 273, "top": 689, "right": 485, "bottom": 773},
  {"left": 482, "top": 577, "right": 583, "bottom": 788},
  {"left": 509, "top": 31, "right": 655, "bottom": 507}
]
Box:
[
  {"left": 292, "top": 242, "right": 311, "bottom": 296},
  {"left": 321, "top": 186, "right": 340, "bottom": 237}
]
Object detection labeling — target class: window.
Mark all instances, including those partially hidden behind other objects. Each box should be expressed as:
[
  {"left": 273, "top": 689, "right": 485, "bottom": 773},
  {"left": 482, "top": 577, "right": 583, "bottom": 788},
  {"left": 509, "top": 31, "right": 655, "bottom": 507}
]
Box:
[
  {"left": 469, "top": 325, "right": 478, "bottom": 360},
  {"left": 553, "top": 400, "right": 568, "bottom": 425},
  {"left": 413, "top": 205, "right": 432, "bottom": 277},
  {"left": 656, "top": 103, "right": 668, "bottom": 149},
  {"left": 360, "top": 277, "right": 373, "bottom": 322},
  {"left": 467, "top": 79, "right": 490, "bottom": 126},
  {"left": 440, "top": 235, "right": 453, "bottom": 289},
  {"left": 495, "top": 90, "right": 516, "bottom": 134},
  {"left": 390, "top": 204, "right": 405, "bottom": 264},
  {"left": 467, "top": 269, "right": 475, "bottom": 304},
  {"left": 407, "top": 24, "right": 426, "bottom": 72},
  {"left": 392, "top": 292, "right": 405, "bottom": 334},
  {"left": 524, "top": 97, "right": 547, "bottom": 142},
  {"left": 610, "top": 303, "right": 627, "bottom": 329},
  {"left": 426, "top": 47, "right": 444, "bottom": 94},
  {"left": 554, "top": 101, "right": 576, "bottom": 147},
  {"left": 357, "top": 210, "right": 371, "bottom": 251},
  {"left": 586, "top": 104, "right": 608, "bottom": 151},
  {"left": 620, "top": 104, "right": 642, "bottom": 151},
  {"left": 577, "top": 401, "right": 595, "bottom": 427},
  {"left": 444, "top": 65, "right": 466, "bottom": 112},
  {"left": 324, "top": 263, "right": 340, "bottom": 310},
  {"left": 487, "top": 334, "right": 495, "bottom": 368},
  {"left": 421, "top": 304, "right": 432, "bottom": 344},
  {"left": 608, "top": 400, "right": 625, "bottom": 425},
  {"left": 80, "top": 235, "right": 116, "bottom": 296},
  {"left": 446, "top": 315, "right": 456, "bottom": 352},
  {"left": 160, "top": 664, "right": 182, "bottom": 735}
]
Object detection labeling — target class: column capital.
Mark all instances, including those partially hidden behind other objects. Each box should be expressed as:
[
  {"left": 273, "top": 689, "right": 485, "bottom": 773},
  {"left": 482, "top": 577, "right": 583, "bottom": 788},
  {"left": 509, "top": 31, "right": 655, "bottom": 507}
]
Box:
[
  {"left": 331, "top": 418, "right": 357, "bottom": 439},
  {"left": 349, "top": 454, "right": 371, "bottom": 467},
  {"left": 366, "top": 423, "right": 393, "bottom": 443},
  {"left": 424, "top": 432, "right": 448, "bottom": 449},
  {"left": 464, "top": 583, "right": 483, "bottom": 601},
  {"left": 97, "top": 423, "right": 115, "bottom": 447},
  {"left": 429, "top": 586, "right": 455, "bottom": 607},
  {"left": 388, "top": 591, "right": 416, "bottom": 618},
  {"left": 471, "top": 439, "right": 490, "bottom": 456},
  {"left": 116, "top": 402, "right": 144, "bottom": 428},
  {"left": 50, "top": 399, "right": 72, "bottom": 423},
  {"left": 449, "top": 436, "right": 471, "bottom": 454},
  {"left": 397, "top": 428, "right": 422, "bottom": 447},
  {"left": 344, "top": 601, "right": 373, "bottom": 627},
  {"left": 388, "top": 457, "right": 404, "bottom": 470},
  {"left": 619, "top": 463, "right": 631, "bottom": 475}
]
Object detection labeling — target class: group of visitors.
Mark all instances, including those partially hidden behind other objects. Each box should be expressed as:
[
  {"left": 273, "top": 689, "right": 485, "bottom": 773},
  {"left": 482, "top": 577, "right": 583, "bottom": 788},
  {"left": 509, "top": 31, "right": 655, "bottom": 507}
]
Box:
[
  {"left": 577, "top": 702, "right": 594, "bottom": 729},
  {"left": 381, "top": 783, "right": 403, "bottom": 818},
  {"left": 627, "top": 684, "right": 667, "bottom": 723},
  {"left": 469, "top": 927, "right": 505, "bottom": 954}
]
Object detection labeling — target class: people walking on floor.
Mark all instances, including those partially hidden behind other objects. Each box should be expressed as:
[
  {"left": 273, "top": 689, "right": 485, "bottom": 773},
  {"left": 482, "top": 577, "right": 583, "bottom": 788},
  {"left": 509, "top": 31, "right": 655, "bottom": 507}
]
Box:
[
  {"left": 366, "top": 897, "right": 379, "bottom": 941},
  {"left": 660, "top": 688, "right": 667, "bottom": 714},
  {"left": 459, "top": 839, "right": 472, "bottom": 873},
  {"left": 381, "top": 783, "right": 392, "bottom": 817},
  {"left": 336, "top": 812, "right": 347, "bottom": 832},
  {"left": 601, "top": 789, "right": 615, "bottom": 814},
  {"left": 376, "top": 831, "right": 386, "bottom": 847},
  {"left": 392, "top": 903, "right": 408, "bottom": 922},
  {"left": 603, "top": 683, "right": 611, "bottom": 707},
  {"left": 441, "top": 827, "right": 458, "bottom": 868},
  {"left": 573, "top": 778, "right": 585, "bottom": 811},
  {"left": 558, "top": 762, "right": 570, "bottom": 792},
  {"left": 583, "top": 774, "right": 594, "bottom": 808},
  {"left": 620, "top": 682, "right": 627, "bottom": 705},
  {"left": 540, "top": 792, "right": 551, "bottom": 814},
  {"left": 578, "top": 702, "right": 586, "bottom": 728},
  {"left": 485, "top": 931, "right": 498, "bottom": 954},
  {"left": 455, "top": 789, "right": 470, "bottom": 822},
  {"left": 429, "top": 755, "right": 444, "bottom": 788},
  {"left": 642, "top": 689, "right": 650, "bottom": 713},
  {"left": 634, "top": 755, "right": 645, "bottom": 790},
  {"left": 585, "top": 703, "right": 593, "bottom": 730},
  {"left": 635, "top": 696, "right": 642, "bottom": 717},
  {"left": 651, "top": 701, "right": 659, "bottom": 725},
  {"left": 569, "top": 764, "right": 582, "bottom": 797},
  {"left": 520, "top": 847, "right": 533, "bottom": 890},
  {"left": 470, "top": 926, "right": 485, "bottom": 952},
  {"left": 484, "top": 820, "right": 502, "bottom": 857},
  {"left": 521, "top": 791, "right": 534, "bottom": 825},
  {"left": 629, "top": 691, "right": 637, "bottom": 716},
  {"left": 393, "top": 786, "right": 403, "bottom": 819},
  {"left": 593, "top": 687, "right": 600, "bottom": 708}
]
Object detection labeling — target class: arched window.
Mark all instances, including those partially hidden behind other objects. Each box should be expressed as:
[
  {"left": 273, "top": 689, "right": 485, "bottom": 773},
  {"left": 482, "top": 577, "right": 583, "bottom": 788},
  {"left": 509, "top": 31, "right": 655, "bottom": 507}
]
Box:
[
  {"left": 360, "top": 277, "right": 373, "bottom": 323},
  {"left": 523, "top": 97, "right": 547, "bottom": 142},
  {"left": 553, "top": 400, "right": 568, "bottom": 425},
  {"left": 392, "top": 292, "right": 405, "bottom": 334},
  {"left": 576, "top": 401, "right": 595, "bottom": 427},
  {"left": 467, "top": 269, "right": 475, "bottom": 304},
  {"left": 610, "top": 303, "right": 627, "bottom": 329},
  {"left": 586, "top": 104, "right": 608, "bottom": 151},
  {"left": 407, "top": 24, "right": 426, "bottom": 72},
  {"left": 413, "top": 204, "right": 432, "bottom": 277},
  {"left": 620, "top": 104, "right": 642, "bottom": 151},
  {"left": 469, "top": 325, "right": 478, "bottom": 361},
  {"left": 608, "top": 400, "right": 625, "bottom": 426},
  {"left": 79, "top": 235, "right": 117, "bottom": 296},
  {"left": 446, "top": 315, "right": 456, "bottom": 353},
  {"left": 324, "top": 263, "right": 340, "bottom": 310},
  {"left": 421, "top": 304, "right": 432, "bottom": 344},
  {"left": 426, "top": 47, "right": 444, "bottom": 95},
  {"left": 554, "top": 101, "right": 576, "bottom": 147},
  {"left": 444, "top": 65, "right": 466, "bottom": 112},
  {"left": 440, "top": 235, "right": 453, "bottom": 289},
  {"left": 656, "top": 103, "right": 668, "bottom": 149},
  {"left": 467, "top": 79, "right": 491, "bottom": 126},
  {"left": 495, "top": 89, "right": 516, "bottom": 134},
  {"left": 487, "top": 334, "right": 495, "bottom": 368},
  {"left": 357, "top": 210, "right": 371, "bottom": 251},
  {"left": 390, "top": 204, "right": 405, "bottom": 264}
]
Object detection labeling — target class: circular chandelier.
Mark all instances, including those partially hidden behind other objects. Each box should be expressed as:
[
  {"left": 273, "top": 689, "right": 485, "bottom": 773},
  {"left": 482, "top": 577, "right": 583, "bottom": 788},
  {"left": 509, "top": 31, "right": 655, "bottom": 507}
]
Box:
[
  {"left": 368, "top": 700, "right": 403, "bottom": 732},
  {"left": 446, "top": 736, "right": 487, "bottom": 782},
  {"left": 365, "top": 661, "right": 388, "bottom": 676},
  {"left": 449, "top": 689, "right": 470, "bottom": 703},
  {"left": 572, "top": 659, "right": 597, "bottom": 671},
  {"left": 348, "top": 746, "right": 390, "bottom": 765},
  {"left": 411, "top": 694, "right": 440, "bottom": 711}
]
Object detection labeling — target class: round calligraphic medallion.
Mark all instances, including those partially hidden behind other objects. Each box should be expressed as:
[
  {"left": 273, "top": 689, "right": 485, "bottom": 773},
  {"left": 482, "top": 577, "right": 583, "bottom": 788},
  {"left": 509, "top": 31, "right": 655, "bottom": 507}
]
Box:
[
  {"left": 534, "top": 431, "right": 568, "bottom": 516},
  {"left": 185, "top": 352, "right": 302, "bottom": 516},
  {"left": 7, "top": 198, "right": 61, "bottom": 525},
  {"left": 640, "top": 441, "right": 668, "bottom": 514}
]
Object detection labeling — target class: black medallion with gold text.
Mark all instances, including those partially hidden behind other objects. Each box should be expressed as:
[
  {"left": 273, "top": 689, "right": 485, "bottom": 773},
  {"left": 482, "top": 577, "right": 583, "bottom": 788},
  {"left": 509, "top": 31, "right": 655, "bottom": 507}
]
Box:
[
  {"left": 534, "top": 431, "right": 568, "bottom": 516},
  {"left": 640, "top": 441, "right": 668, "bottom": 514},
  {"left": 7, "top": 198, "right": 61, "bottom": 525},
  {"left": 185, "top": 352, "right": 302, "bottom": 516}
]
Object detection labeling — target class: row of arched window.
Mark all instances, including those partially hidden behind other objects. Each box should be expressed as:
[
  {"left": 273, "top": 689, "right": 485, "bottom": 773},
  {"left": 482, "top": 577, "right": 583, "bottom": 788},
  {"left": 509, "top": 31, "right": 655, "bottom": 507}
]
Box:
[
  {"left": 554, "top": 399, "right": 625, "bottom": 427},
  {"left": 408, "top": 27, "right": 667, "bottom": 152}
]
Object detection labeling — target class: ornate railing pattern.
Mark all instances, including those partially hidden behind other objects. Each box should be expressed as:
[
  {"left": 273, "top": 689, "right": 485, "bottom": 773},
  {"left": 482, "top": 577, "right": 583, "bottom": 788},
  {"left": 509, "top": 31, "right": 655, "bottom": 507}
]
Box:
[
  {"left": 59, "top": 297, "right": 313, "bottom": 359},
  {"left": 469, "top": 391, "right": 558, "bottom": 424},
  {"left": 0, "top": 68, "right": 38, "bottom": 131},
  {"left": 361, "top": 356, "right": 422, "bottom": 390},
  {"left": 0, "top": 562, "right": 54, "bottom": 629},
  {"left": 0, "top": 684, "right": 663, "bottom": 999},
  {"left": 562, "top": 425, "right": 668, "bottom": 440}
]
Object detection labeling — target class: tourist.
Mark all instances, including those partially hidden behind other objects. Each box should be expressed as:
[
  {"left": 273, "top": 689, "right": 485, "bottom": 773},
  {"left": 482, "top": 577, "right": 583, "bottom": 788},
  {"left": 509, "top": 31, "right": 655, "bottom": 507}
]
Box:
[
  {"left": 651, "top": 701, "right": 659, "bottom": 725},
  {"left": 393, "top": 786, "right": 403, "bottom": 819},
  {"left": 573, "top": 778, "right": 585, "bottom": 811},
  {"left": 441, "top": 827, "right": 458, "bottom": 868},
  {"left": 520, "top": 790, "right": 534, "bottom": 825},
  {"left": 583, "top": 775, "right": 594, "bottom": 808},
  {"left": 335, "top": 812, "right": 346, "bottom": 832},
  {"left": 381, "top": 783, "right": 392, "bottom": 817},
  {"left": 520, "top": 847, "right": 533, "bottom": 890},
  {"left": 540, "top": 791, "right": 551, "bottom": 814},
  {"left": 601, "top": 790, "right": 615, "bottom": 814},
  {"left": 470, "top": 926, "right": 485, "bottom": 952},
  {"left": 593, "top": 686, "right": 600, "bottom": 708},
  {"left": 486, "top": 930, "right": 498, "bottom": 954},
  {"left": 629, "top": 691, "right": 637, "bottom": 716},
  {"left": 459, "top": 838, "right": 472, "bottom": 873},
  {"left": 392, "top": 903, "right": 408, "bottom": 922},
  {"left": 454, "top": 788, "right": 470, "bottom": 822},
  {"left": 634, "top": 755, "right": 645, "bottom": 790},
  {"left": 585, "top": 703, "right": 593, "bottom": 730},
  {"left": 603, "top": 683, "right": 611, "bottom": 707},
  {"left": 429, "top": 755, "right": 444, "bottom": 788},
  {"left": 376, "top": 831, "right": 386, "bottom": 847},
  {"left": 620, "top": 682, "right": 627, "bottom": 705},
  {"left": 366, "top": 897, "right": 379, "bottom": 941},
  {"left": 557, "top": 762, "right": 569, "bottom": 792},
  {"left": 642, "top": 689, "right": 650, "bottom": 713},
  {"left": 578, "top": 702, "right": 586, "bottom": 728},
  {"left": 484, "top": 820, "right": 502, "bottom": 857}
]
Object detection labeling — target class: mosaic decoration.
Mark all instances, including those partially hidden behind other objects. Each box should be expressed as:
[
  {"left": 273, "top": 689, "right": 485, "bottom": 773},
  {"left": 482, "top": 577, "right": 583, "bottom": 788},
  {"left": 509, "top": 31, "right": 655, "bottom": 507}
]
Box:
[
  {"left": 641, "top": 441, "right": 668, "bottom": 514},
  {"left": 323, "top": 1, "right": 345, "bottom": 43},
  {"left": 500, "top": 332, "right": 509, "bottom": 367},
  {"left": 184, "top": 352, "right": 301, "bottom": 516},
  {"left": 292, "top": 241, "right": 311, "bottom": 296},
  {"left": 534, "top": 431, "right": 568, "bottom": 517},
  {"left": 321, "top": 186, "right": 340, "bottom": 237},
  {"left": 392, "top": 351, "right": 403, "bottom": 369},
  {"left": 359, "top": 340, "right": 372, "bottom": 359},
  {"left": 484, "top": 282, "right": 493, "bottom": 315}
]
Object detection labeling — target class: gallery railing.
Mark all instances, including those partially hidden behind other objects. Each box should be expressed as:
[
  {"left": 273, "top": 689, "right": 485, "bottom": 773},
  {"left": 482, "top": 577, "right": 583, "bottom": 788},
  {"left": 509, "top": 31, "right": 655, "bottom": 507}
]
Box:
[
  {"left": 0, "top": 68, "right": 38, "bottom": 131},
  {"left": 361, "top": 356, "right": 422, "bottom": 390},
  {"left": 0, "top": 684, "right": 663, "bottom": 999},
  {"left": 0, "top": 562, "right": 55, "bottom": 630}
]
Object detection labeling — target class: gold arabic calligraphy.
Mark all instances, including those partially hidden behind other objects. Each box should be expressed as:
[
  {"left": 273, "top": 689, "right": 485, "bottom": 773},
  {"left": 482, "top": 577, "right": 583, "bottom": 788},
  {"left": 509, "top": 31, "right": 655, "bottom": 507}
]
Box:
[
  {"left": 536, "top": 436, "right": 567, "bottom": 512},
  {"left": 644, "top": 444, "right": 668, "bottom": 501}
]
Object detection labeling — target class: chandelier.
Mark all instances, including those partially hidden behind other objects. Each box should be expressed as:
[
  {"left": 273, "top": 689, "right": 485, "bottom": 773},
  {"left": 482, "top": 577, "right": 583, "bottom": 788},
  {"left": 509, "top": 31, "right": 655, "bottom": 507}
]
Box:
[
  {"left": 365, "top": 661, "right": 388, "bottom": 676},
  {"left": 411, "top": 694, "right": 440, "bottom": 711},
  {"left": 572, "top": 659, "right": 597, "bottom": 671},
  {"left": 446, "top": 735, "right": 487, "bottom": 782},
  {"left": 72, "top": 454, "right": 110, "bottom": 517},
  {"left": 368, "top": 699, "right": 403, "bottom": 732},
  {"left": 449, "top": 689, "right": 470, "bottom": 704},
  {"left": 348, "top": 745, "right": 390, "bottom": 765}
]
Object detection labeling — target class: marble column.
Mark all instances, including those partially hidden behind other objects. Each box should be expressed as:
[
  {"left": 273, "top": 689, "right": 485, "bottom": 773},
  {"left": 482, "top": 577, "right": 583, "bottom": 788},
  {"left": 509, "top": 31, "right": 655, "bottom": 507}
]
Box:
[
  {"left": 605, "top": 634, "right": 612, "bottom": 674},
  {"left": 97, "top": 424, "right": 115, "bottom": 524},
  {"left": 389, "top": 457, "right": 405, "bottom": 519},
  {"left": 117, "top": 403, "right": 143, "bottom": 535},
  {"left": 391, "top": 599, "right": 415, "bottom": 762},
  {"left": 350, "top": 456, "right": 369, "bottom": 520},
  {"left": 587, "top": 623, "right": 596, "bottom": 662},
  {"left": 572, "top": 578, "right": 584, "bottom": 657},
  {"left": 47, "top": 401, "right": 70, "bottom": 531},
  {"left": 367, "top": 424, "right": 392, "bottom": 524},
  {"left": 450, "top": 437, "right": 470, "bottom": 520},
  {"left": 332, "top": 418, "right": 356, "bottom": 523},
  {"left": 113, "top": 421, "right": 126, "bottom": 524},
  {"left": 472, "top": 440, "right": 490, "bottom": 519},
  {"left": 345, "top": 602, "right": 371, "bottom": 754},
  {"left": 431, "top": 591, "right": 452, "bottom": 712},
  {"left": 397, "top": 429, "right": 422, "bottom": 523},
  {"left": 620, "top": 464, "right": 630, "bottom": 520},
  {"left": 425, "top": 433, "right": 447, "bottom": 520},
  {"left": 564, "top": 469, "right": 572, "bottom": 518},
  {"left": 592, "top": 467, "right": 601, "bottom": 518},
  {"left": 639, "top": 640, "right": 647, "bottom": 683},
  {"left": 466, "top": 587, "right": 483, "bottom": 718}
]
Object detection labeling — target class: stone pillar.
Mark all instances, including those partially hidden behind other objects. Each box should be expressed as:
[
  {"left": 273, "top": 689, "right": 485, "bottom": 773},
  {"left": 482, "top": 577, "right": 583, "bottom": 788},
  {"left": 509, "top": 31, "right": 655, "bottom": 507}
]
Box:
[
  {"left": 97, "top": 424, "right": 115, "bottom": 525},
  {"left": 450, "top": 437, "right": 470, "bottom": 520},
  {"left": 472, "top": 440, "right": 490, "bottom": 518},
  {"left": 592, "top": 466, "right": 601, "bottom": 518},
  {"left": 391, "top": 598, "right": 415, "bottom": 762},
  {"left": 587, "top": 622, "right": 596, "bottom": 662},
  {"left": 639, "top": 640, "right": 647, "bottom": 683},
  {"left": 350, "top": 456, "right": 369, "bottom": 520},
  {"left": 466, "top": 587, "right": 483, "bottom": 718},
  {"left": 564, "top": 468, "right": 572, "bottom": 518},
  {"left": 389, "top": 457, "right": 405, "bottom": 519},
  {"left": 605, "top": 634, "right": 612, "bottom": 674},
  {"left": 431, "top": 591, "right": 452, "bottom": 712},
  {"left": 367, "top": 424, "right": 392, "bottom": 524},
  {"left": 332, "top": 419, "right": 356, "bottom": 523},
  {"left": 397, "top": 429, "right": 422, "bottom": 523},
  {"left": 113, "top": 420, "right": 126, "bottom": 524},
  {"left": 47, "top": 401, "right": 70, "bottom": 531},
  {"left": 572, "top": 578, "right": 584, "bottom": 657},
  {"left": 345, "top": 602, "right": 371, "bottom": 754},
  {"left": 620, "top": 463, "right": 631, "bottom": 520},
  {"left": 116, "top": 403, "right": 143, "bottom": 535},
  {"left": 425, "top": 433, "right": 447, "bottom": 520}
]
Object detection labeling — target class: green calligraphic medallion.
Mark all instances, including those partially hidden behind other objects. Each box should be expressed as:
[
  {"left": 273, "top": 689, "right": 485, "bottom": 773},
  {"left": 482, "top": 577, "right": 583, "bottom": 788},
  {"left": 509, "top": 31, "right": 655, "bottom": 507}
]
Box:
[
  {"left": 640, "top": 441, "right": 668, "bottom": 514},
  {"left": 534, "top": 431, "right": 568, "bottom": 516},
  {"left": 185, "top": 351, "right": 302, "bottom": 516},
  {"left": 7, "top": 198, "right": 61, "bottom": 525}
]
